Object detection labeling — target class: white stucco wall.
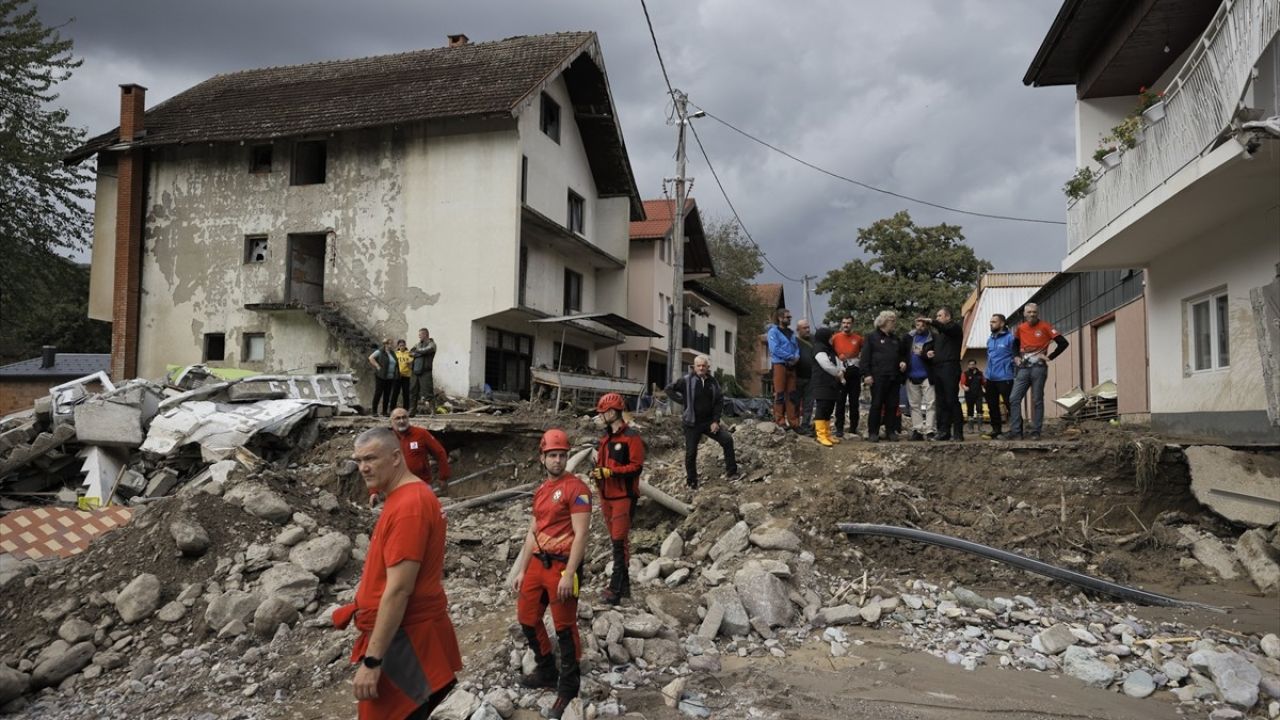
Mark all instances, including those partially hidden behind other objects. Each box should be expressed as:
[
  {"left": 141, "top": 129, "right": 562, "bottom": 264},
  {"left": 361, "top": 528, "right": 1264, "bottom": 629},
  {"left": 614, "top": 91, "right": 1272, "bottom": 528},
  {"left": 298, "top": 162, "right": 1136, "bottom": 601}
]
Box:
[
  {"left": 702, "top": 301, "right": 740, "bottom": 377},
  {"left": 87, "top": 160, "right": 118, "bottom": 323},
  {"left": 1074, "top": 96, "right": 1132, "bottom": 168},
  {"left": 1146, "top": 209, "right": 1279, "bottom": 417}
]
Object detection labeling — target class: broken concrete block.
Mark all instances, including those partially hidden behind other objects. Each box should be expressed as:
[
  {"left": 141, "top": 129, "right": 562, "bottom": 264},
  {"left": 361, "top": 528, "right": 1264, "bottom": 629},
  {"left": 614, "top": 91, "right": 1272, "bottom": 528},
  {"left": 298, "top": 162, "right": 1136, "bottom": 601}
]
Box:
[
  {"left": 226, "top": 381, "right": 288, "bottom": 403},
  {"left": 74, "top": 398, "right": 143, "bottom": 448},
  {"left": 1184, "top": 530, "right": 1240, "bottom": 580},
  {"left": 1186, "top": 446, "right": 1280, "bottom": 528},
  {"left": 1236, "top": 529, "right": 1280, "bottom": 592},
  {"left": 145, "top": 468, "right": 180, "bottom": 498}
]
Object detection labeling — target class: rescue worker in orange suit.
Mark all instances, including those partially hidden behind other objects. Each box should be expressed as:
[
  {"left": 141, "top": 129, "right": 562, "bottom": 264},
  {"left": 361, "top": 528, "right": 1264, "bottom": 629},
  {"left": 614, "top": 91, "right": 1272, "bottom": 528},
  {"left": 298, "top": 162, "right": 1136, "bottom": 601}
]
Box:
[
  {"left": 511, "top": 429, "right": 591, "bottom": 719},
  {"left": 588, "top": 393, "right": 645, "bottom": 605},
  {"left": 336, "top": 427, "right": 462, "bottom": 720}
]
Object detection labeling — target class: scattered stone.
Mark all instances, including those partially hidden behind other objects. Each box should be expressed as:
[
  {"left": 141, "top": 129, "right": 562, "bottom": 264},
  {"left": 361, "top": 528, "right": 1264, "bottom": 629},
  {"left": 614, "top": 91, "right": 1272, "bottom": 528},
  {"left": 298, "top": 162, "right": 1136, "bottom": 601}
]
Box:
[
  {"left": 275, "top": 526, "right": 308, "bottom": 547},
  {"left": 662, "top": 677, "right": 686, "bottom": 708},
  {"left": 1162, "top": 660, "right": 1190, "bottom": 683},
  {"left": 953, "top": 587, "right": 997, "bottom": 612},
  {"left": 431, "top": 688, "right": 480, "bottom": 720},
  {"left": 1061, "top": 646, "right": 1114, "bottom": 688},
  {"left": 814, "top": 604, "right": 860, "bottom": 626},
  {"left": 32, "top": 641, "right": 95, "bottom": 688},
  {"left": 665, "top": 568, "right": 691, "bottom": 587},
  {"left": 697, "top": 603, "right": 724, "bottom": 640},
  {"left": 1122, "top": 670, "right": 1156, "bottom": 698},
  {"left": 115, "top": 573, "right": 162, "bottom": 624},
  {"left": 0, "top": 665, "right": 29, "bottom": 705},
  {"left": 642, "top": 638, "right": 683, "bottom": 667},
  {"left": 1032, "top": 624, "right": 1078, "bottom": 655},
  {"left": 1208, "top": 709, "right": 1244, "bottom": 720},
  {"left": 57, "top": 618, "right": 94, "bottom": 644},
  {"left": 622, "top": 613, "right": 662, "bottom": 639},
  {"left": 205, "top": 590, "right": 262, "bottom": 630},
  {"left": 253, "top": 596, "right": 299, "bottom": 636},
  {"left": 705, "top": 587, "right": 750, "bottom": 636},
  {"left": 217, "top": 619, "right": 247, "bottom": 638},
  {"left": 1261, "top": 633, "right": 1280, "bottom": 659},
  {"left": 859, "top": 604, "right": 882, "bottom": 624},
  {"left": 748, "top": 526, "right": 801, "bottom": 551},
  {"left": 733, "top": 567, "right": 794, "bottom": 627},
  {"left": 708, "top": 522, "right": 750, "bottom": 562},
  {"left": 660, "top": 531, "right": 684, "bottom": 560},
  {"left": 1184, "top": 530, "right": 1241, "bottom": 580},
  {"left": 169, "top": 516, "right": 211, "bottom": 556},
  {"left": 1191, "top": 650, "right": 1261, "bottom": 708},
  {"left": 226, "top": 484, "right": 292, "bottom": 524},
  {"left": 258, "top": 563, "right": 319, "bottom": 608},
  {"left": 156, "top": 602, "right": 186, "bottom": 623},
  {"left": 288, "top": 533, "right": 353, "bottom": 580}
]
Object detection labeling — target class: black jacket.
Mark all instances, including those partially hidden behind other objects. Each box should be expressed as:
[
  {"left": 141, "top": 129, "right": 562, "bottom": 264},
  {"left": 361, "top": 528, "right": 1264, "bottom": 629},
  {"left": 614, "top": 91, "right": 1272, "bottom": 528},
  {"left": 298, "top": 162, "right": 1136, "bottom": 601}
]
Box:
[
  {"left": 929, "top": 319, "right": 963, "bottom": 365},
  {"left": 860, "top": 328, "right": 908, "bottom": 378},
  {"left": 665, "top": 373, "right": 724, "bottom": 426},
  {"left": 796, "top": 337, "right": 816, "bottom": 379},
  {"left": 810, "top": 328, "right": 842, "bottom": 401}
]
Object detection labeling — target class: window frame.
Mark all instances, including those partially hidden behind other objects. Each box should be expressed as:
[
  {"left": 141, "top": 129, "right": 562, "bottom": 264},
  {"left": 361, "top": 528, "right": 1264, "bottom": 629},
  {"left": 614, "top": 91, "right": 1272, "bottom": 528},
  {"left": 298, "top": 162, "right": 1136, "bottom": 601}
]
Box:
[
  {"left": 563, "top": 268, "right": 583, "bottom": 315},
  {"left": 250, "top": 144, "right": 273, "bottom": 174},
  {"left": 290, "top": 140, "right": 327, "bottom": 186},
  {"left": 709, "top": 323, "right": 717, "bottom": 350},
  {"left": 1186, "top": 289, "right": 1230, "bottom": 373},
  {"left": 243, "top": 234, "right": 269, "bottom": 264},
  {"left": 203, "top": 333, "right": 226, "bottom": 362},
  {"left": 540, "top": 93, "right": 561, "bottom": 143},
  {"left": 567, "top": 190, "right": 585, "bottom": 236},
  {"left": 243, "top": 332, "right": 266, "bottom": 362}
]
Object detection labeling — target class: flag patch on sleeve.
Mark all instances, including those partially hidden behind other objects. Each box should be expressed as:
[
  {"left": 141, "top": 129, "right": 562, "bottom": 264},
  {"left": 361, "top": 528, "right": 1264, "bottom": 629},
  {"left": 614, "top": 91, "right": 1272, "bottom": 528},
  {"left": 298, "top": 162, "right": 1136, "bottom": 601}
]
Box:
[{"left": 574, "top": 494, "right": 592, "bottom": 507}]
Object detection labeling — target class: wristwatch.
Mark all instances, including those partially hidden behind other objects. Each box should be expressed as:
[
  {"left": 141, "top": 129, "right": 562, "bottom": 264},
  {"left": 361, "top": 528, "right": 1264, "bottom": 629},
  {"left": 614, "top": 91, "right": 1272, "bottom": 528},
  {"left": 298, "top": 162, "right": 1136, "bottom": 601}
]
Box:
[{"left": 360, "top": 655, "right": 382, "bottom": 669}]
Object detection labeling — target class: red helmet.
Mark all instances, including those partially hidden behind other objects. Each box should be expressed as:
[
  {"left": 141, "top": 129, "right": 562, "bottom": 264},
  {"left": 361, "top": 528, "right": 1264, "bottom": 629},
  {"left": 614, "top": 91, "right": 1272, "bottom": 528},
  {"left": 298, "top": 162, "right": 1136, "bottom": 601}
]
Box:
[
  {"left": 596, "top": 393, "right": 625, "bottom": 413},
  {"left": 539, "top": 428, "right": 571, "bottom": 454}
]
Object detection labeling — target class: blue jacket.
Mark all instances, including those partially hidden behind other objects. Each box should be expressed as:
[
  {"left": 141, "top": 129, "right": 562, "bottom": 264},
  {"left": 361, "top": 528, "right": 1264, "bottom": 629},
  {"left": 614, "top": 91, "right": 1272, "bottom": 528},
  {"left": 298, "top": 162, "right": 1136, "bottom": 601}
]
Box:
[
  {"left": 987, "top": 328, "right": 1016, "bottom": 381},
  {"left": 907, "top": 330, "right": 934, "bottom": 381},
  {"left": 767, "top": 325, "right": 800, "bottom": 365}
]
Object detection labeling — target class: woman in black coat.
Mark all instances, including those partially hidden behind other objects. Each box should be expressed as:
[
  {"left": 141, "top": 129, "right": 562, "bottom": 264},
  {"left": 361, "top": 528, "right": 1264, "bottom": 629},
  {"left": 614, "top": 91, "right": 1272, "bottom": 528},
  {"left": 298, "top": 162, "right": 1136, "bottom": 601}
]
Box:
[{"left": 810, "top": 327, "right": 845, "bottom": 447}]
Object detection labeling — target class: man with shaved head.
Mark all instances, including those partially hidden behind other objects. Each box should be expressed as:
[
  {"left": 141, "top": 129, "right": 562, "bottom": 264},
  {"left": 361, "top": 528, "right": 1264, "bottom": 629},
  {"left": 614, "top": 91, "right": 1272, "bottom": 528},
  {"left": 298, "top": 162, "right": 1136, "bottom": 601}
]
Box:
[{"left": 334, "top": 427, "right": 462, "bottom": 719}]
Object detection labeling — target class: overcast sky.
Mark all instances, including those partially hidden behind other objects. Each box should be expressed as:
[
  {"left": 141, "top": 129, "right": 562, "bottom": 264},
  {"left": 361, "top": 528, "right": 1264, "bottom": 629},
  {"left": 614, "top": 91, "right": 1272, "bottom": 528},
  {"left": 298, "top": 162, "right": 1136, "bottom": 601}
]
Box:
[{"left": 37, "top": 0, "right": 1076, "bottom": 321}]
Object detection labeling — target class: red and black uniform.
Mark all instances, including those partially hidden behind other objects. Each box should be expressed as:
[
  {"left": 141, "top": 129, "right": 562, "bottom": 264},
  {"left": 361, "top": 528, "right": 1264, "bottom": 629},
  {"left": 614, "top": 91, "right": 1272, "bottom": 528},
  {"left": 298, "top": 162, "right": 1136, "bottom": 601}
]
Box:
[
  {"left": 395, "top": 426, "right": 451, "bottom": 488},
  {"left": 518, "top": 472, "right": 592, "bottom": 702},
  {"left": 595, "top": 423, "right": 645, "bottom": 600}
]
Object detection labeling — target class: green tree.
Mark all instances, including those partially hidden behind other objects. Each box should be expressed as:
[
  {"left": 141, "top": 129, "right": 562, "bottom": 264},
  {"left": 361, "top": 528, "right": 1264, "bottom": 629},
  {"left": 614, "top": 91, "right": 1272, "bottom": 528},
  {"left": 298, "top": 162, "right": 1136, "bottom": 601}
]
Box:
[
  {"left": 698, "top": 218, "right": 771, "bottom": 384},
  {"left": 0, "top": 0, "right": 96, "bottom": 358},
  {"left": 817, "top": 210, "right": 992, "bottom": 330}
]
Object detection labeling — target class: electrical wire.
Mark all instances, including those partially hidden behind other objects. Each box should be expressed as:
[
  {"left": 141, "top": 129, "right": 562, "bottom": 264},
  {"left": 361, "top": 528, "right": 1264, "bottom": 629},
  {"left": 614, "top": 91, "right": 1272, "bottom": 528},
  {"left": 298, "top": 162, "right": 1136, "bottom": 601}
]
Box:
[
  {"left": 691, "top": 104, "right": 1068, "bottom": 226},
  {"left": 639, "top": 0, "right": 675, "bottom": 99}
]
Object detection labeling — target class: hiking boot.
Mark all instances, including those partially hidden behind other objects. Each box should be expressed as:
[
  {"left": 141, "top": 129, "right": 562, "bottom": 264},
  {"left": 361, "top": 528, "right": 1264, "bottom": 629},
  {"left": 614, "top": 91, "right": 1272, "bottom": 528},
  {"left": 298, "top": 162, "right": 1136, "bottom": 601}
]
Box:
[
  {"left": 867, "top": 434, "right": 880, "bottom": 443},
  {"left": 544, "top": 696, "right": 573, "bottom": 719},
  {"left": 1029, "top": 431, "right": 1041, "bottom": 440},
  {"left": 909, "top": 431, "right": 923, "bottom": 441},
  {"left": 520, "top": 666, "right": 558, "bottom": 690},
  {"left": 833, "top": 429, "right": 845, "bottom": 438},
  {"left": 885, "top": 432, "right": 899, "bottom": 442},
  {"left": 600, "top": 588, "right": 622, "bottom": 606}
]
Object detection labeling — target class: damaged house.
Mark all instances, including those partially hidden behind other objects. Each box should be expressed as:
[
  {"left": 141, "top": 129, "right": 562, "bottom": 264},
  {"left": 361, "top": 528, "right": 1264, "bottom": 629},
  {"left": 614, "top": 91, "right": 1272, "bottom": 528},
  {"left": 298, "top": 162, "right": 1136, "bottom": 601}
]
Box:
[{"left": 65, "top": 32, "right": 646, "bottom": 403}]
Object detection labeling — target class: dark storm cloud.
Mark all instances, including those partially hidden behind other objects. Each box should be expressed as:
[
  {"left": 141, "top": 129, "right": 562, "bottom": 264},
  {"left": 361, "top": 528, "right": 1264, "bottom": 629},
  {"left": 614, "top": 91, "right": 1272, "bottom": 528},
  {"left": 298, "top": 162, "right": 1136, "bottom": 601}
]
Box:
[{"left": 37, "top": 0, "right": 1077, "bottom": 320}]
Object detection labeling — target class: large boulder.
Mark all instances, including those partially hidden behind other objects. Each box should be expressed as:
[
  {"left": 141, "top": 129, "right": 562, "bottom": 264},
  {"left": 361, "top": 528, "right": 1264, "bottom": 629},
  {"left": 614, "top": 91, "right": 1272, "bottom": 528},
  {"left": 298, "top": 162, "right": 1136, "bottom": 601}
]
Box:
[
  {"left": 116, "top": 573, "right": 162, "bottom": 624},
  {"left": 258, "top": 562, "right": 319, "bottom": 608},
  {"left": 225, "top": 483, "right": 292, "bottom": 524},
  {"left": 1190, "top": 650, "right": 1262, "bottom": 708},
  {"left": 31, "top": 641, "right": 95, "bottom": 688},
  {"left": 0, "top": 664, "right": 30, "bottom": 705},
  {"left": 431, "top": 688, "right": 480, "bottom": 720},
  {"left": 733, "top": 567, "right": 794, "bottom": 628},
  {"left": 252, "top": 596, "right": 300, "bottom": 636},
  {"left": 708, "top": 522, "right": 750, "bottom": 562},
  {"left": 205, "top": 590, "right": 261, "bottom": 631},
  {"left": 169, "top": 516, "right": 211, "bottom": 557},
  {"left": 1235, "top": 529, "right": 1280, "bottom": 592},
  {"left": 748, "top": 526, "right": 801, "bottom": 552},
  {"left": 1061, "top": 646, "right": 1115, "bottom": 688},
  {"left": 705, "top": 586, "right": 750, "bottom": 637},
  {"left": 288, "top": 533, "right": 353, "bottom": 580}
]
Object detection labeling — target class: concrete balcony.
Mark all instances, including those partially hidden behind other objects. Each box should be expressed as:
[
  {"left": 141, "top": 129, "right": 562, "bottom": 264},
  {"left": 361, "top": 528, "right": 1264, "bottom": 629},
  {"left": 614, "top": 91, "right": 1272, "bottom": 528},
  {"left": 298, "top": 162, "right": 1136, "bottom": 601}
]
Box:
[{"left": 1065, "top": 0, "right": 1280, "bottom": 269}]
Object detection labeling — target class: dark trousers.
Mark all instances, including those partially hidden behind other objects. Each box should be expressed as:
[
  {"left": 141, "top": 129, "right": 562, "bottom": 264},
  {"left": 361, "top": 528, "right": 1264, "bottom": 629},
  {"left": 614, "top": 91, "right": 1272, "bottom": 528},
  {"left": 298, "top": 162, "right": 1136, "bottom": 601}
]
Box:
[
  {"left": 814, "top": 397, "right": 835, "bottom": 422},
  {"left": 405, "top": 680, "right": 458, "bottom": 719},
  {"left": 833, "top": 368, "right": 861, "bottom": 434},
  {"left": 371, "top": 377, "right": 394, "bottom": 415},
  {"left": 867, "top": 375, "right": 900, "bottom": 438},
  {"left": 393, "top": 377, "right": 410, "bottom": 409},
  {"left": 683, "top": 422, "right": 737, "bottom": 485},
  {"left": 410, "top": 372, "right": 434, "bottom": 415},
  {"left": 985, "top": 379, "right": 1013, "bottom": 435},
  {"left": 933, "top": 363, "right": 962, "bottom": 437},
  {"left": 797, "top": 377, "right": 813, "bottom": 425},
  {"left": 965, "top": 393, "right": 983, "bottom": 418}
]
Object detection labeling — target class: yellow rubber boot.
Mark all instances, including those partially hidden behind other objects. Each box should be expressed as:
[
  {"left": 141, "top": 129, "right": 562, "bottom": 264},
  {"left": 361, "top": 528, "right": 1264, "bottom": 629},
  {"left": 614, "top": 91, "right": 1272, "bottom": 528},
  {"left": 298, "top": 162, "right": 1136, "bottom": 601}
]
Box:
[{"left": 815, "top": 419, "right": 835, "bottom": 447}]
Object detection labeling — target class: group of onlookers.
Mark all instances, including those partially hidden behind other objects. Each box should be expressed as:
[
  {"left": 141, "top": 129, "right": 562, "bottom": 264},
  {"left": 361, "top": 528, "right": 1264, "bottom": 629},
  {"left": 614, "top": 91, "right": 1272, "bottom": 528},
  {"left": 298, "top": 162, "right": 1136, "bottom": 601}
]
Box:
[
  {"left": 766, "top": 303, "right": 1069, "bottom": 442},
  {"left": 367, "top": 328, "right": 437, "bottom": 416}
]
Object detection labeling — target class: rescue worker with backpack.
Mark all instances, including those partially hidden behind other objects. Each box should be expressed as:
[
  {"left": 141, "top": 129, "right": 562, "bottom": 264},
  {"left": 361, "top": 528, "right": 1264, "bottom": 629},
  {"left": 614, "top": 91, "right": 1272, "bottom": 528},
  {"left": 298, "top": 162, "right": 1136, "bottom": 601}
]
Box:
[
  {"left": 511, "top": 429, "right": 591, "bottom": 719},
  {"left": 588, "top": 393, "right": 646, "bottom": 605}
]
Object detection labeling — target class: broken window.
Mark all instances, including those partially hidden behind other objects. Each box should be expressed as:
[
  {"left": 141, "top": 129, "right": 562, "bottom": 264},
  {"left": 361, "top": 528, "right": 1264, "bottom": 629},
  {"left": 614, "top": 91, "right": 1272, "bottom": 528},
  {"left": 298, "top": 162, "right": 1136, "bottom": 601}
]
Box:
[
  {"left": 291, "top": 140, "right": 326, "bottom": 185},
  {"left": 540, "top": 93, "right": 560, "bottom": 143},
  {"left": 485, "top": 328, "right": 533, "bottom": 398},
  {"left": 1188, "top": 289, "right": 1229, "bottom": 371},
  {"left": 567, "top": 190, "right": 585, "bottom": 235},
  {"left": 553, "top": 342, "right": 589, "bottom": 370},
  {"left": 203, "top": 333, "right": 226, "bottom": 362},
  {"left": 315, "top": 363, "right": 340, "bottom": 374},
  {"left": 243, "top": 333, "right": 266, "bottom": 362},
  {"left": 244, "top": 235, "right": 268, "bottom": 263},
  {"left": 563, "top": 269, "right": 583, "bottom": 315},
  {"left": 250, "top": 145, "right": 273, "bottom": 173}
]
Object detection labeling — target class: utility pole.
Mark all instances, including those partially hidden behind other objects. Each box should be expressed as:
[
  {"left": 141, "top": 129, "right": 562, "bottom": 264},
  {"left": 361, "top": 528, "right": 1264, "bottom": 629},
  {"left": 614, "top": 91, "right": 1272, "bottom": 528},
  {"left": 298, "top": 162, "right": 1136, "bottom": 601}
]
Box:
[
  {"left": 801, "top": 274, "right": 817, "bottom": 328},
  {"left": 666, "top": 90, "right": 690, "bottom": 388}
]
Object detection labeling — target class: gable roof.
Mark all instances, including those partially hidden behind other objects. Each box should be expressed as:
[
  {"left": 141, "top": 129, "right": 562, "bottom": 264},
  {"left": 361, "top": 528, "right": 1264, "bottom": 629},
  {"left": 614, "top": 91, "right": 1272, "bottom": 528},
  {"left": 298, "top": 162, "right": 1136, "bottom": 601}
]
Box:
[
  {"left": 0, "top": 354, "right": 110, "bottom": 380},
  {"left": 629, "top": 198, "right": 714, "bottom": 275},
  {"left": 685, "top": 280, "right": 751, "bottom": 317},
  {"left": 66, "top": 32, "right": 644, "bottom": 218},
  {"left": 752, "top": 283, "right": 786, "bottom": 310}
]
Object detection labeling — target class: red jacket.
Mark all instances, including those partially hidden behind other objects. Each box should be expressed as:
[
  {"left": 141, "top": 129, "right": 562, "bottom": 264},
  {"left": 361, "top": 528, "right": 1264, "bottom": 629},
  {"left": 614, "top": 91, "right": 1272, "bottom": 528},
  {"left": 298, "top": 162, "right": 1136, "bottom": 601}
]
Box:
[
  {"left": 596, "top": 423, "right": 645, "bottom": 500},
  {"left": 395, "top": 426, "right": 451, "bottom": 484}
]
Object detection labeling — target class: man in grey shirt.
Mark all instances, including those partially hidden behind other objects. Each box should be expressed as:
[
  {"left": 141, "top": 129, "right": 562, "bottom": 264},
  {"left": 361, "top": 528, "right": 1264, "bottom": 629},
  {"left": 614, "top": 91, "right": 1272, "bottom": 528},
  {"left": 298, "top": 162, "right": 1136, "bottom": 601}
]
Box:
[{"left": 409, "top": 327, "right": 437, "bottom": 416}]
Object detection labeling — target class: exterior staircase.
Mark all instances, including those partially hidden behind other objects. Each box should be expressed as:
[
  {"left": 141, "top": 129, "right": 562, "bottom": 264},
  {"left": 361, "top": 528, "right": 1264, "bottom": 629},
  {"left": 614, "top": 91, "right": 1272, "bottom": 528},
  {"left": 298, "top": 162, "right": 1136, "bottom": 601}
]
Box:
[{"left": 303, "top": 303, "right": 381, "bottom": 359}]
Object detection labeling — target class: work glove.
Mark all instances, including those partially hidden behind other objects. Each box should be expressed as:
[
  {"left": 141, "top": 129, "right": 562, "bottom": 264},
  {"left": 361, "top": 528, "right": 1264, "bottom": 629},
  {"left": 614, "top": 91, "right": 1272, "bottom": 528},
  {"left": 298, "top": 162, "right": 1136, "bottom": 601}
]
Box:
[{"left": 589, "top": 467, "right": 612, "bottom": 481}]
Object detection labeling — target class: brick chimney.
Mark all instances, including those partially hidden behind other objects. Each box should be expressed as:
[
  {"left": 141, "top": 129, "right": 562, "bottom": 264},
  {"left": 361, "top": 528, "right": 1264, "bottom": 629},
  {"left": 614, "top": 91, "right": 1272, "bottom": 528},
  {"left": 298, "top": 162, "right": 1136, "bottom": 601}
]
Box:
[
  {"left": 111, "top": 84, "right": 147, "bottom": 381},
  {"left": 41, "top": 346, "right": 56, "bottom": 369},
  {"left": 447, "top": 34, "right": 470, "bottom": 47}
]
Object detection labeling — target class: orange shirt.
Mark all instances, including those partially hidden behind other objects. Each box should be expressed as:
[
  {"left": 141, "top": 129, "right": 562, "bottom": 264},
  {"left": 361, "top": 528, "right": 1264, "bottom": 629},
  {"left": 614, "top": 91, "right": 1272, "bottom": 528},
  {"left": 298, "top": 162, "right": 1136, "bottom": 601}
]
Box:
[
  {"left": 831, "top": 331, "right": 864, "bottom": 361},
  {"left": 532, "top": 473, "right": 593, "bottom": 556},
  {"left": 1015, "top": 320, "right": 1060, "bottom": 355},
  {"left": 395, "top": 426, "right": 451, "bottom": 483}
]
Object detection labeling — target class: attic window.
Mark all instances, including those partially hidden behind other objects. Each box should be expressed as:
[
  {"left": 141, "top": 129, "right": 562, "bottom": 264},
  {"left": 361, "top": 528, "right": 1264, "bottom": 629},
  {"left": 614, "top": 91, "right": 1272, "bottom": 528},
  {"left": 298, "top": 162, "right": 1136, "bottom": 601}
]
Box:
[
  {"left": 291, "top": 140, "right": 326, "bottom": 185},
  {"left": 540, "top": 93, "right": 560, "bottom": 143},
  {"left": 250, "top": 145, "right": 273, "bottom": 174}
]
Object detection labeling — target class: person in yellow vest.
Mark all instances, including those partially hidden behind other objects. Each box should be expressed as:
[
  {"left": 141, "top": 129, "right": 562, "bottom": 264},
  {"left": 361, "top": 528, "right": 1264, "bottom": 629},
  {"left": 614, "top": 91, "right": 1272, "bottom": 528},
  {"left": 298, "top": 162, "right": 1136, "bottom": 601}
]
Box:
[{"left": 394, "top": 339, "right": 413, "bottom": 412}]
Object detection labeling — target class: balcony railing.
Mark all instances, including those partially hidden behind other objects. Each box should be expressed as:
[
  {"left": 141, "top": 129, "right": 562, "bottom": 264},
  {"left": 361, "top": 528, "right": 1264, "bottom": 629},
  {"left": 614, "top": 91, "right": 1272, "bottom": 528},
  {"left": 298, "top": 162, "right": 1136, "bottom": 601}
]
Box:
[
  {"left": 1067, "top": 0, "right": 1280, "bottom": 254},
  {"left": 682, "top": 325, "right": 711, "bottom": 354}
]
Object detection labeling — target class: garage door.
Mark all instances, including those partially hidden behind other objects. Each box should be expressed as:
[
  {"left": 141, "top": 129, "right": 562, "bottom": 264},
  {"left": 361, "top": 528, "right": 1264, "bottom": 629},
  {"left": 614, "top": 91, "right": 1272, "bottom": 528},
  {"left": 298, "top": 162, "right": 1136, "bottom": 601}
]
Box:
[{"left": 1095, "top": 320, "right": 1117, "bottom": 385}]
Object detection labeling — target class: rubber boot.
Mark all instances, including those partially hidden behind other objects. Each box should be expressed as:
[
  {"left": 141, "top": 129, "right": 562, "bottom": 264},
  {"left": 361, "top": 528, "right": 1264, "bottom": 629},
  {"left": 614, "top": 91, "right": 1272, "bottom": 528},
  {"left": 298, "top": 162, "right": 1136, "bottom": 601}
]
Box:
[
  {"left": 519, "top": 625, "right": 558, "bottom": 689},
  {"left": 814, "top": 420, "right": 834, "bottom": 447}
]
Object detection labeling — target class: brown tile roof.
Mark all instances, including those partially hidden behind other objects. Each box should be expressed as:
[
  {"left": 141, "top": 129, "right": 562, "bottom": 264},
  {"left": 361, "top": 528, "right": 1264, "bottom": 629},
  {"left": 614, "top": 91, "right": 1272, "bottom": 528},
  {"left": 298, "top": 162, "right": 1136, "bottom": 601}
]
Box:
[
  {"left": 980, "top": 272, "right": 1059, "bottom": 289},
  {"left": 752, "top": 283, "right": 785, "bottom": 309},
  {"left": 67, "top": 32, "right": 643, "bottom": 217},
  {"left": 629, "top": 198, "right": 714, "bottom": 275}
]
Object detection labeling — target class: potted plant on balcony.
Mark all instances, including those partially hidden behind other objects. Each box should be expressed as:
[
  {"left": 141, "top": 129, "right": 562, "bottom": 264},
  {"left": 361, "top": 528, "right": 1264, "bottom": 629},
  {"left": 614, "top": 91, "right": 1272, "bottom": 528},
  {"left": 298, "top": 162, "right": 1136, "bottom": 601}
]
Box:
[
  {"left": 1063, "top": 167, "right": 1096, "bottom": 201},
  {"left": 1093, "top": 144, "right": 1122, "bottom": 170},
  {"left": 1139, "top": 86, "right": 1166, "bottom": 123},
  {"left": 1110, "top": 116, "right": 1142, "bottom": 149}
]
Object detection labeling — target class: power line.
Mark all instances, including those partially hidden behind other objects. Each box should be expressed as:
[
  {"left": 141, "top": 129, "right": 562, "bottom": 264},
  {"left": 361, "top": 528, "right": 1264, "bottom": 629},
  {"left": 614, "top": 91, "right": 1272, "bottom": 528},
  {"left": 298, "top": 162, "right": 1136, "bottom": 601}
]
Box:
[
  {"left": 691, "top": 105, "right": 1068, "bottom": 226},
  {"left": 689, "top": 122, "right": 803, "bottom": 283},
  {"left": 638, "top": 0, "right": 804, "bottom": 284}
]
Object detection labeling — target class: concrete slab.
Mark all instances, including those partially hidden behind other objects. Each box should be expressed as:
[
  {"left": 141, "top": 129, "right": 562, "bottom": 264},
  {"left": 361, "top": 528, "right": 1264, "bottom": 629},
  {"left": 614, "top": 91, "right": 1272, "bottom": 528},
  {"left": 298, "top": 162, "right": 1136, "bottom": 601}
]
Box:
[
  {"left": 74, "top": 398, "right": 144, "bottom": 448},
  {"left": 1185, "top": 446, "right": 1280, "bottom": 528}
]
